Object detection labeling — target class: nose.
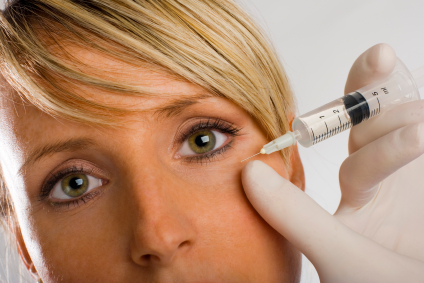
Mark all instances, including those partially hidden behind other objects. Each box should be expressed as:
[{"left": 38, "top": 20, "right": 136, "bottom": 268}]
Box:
[
  {"left": 129, "top": 176, "right": 196, "bottom": 267},
  {"left": 131, "top": 211, "right": 193, "bottom": 266}
]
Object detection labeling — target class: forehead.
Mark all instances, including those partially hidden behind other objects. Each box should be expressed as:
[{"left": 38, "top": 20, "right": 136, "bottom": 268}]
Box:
[
  {"left": 0, "top": 44, "right": 219, "bottom": 171},
  {"left": 51, "top": 42, "right": 206, "bottom": 105}
]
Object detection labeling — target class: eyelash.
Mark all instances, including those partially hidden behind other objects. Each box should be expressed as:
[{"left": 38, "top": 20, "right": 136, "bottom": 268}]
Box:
[{"left": 39, "top": 118, "right": 242, "bottom": 208}]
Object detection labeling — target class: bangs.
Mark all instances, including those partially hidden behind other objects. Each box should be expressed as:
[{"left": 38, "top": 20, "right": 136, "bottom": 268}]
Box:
[{"left": 0, "top": 0, "right": 294, "bottom": 162}]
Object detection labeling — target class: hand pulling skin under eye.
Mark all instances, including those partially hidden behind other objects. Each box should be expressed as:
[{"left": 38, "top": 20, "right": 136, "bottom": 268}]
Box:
[{"left": 242, "top": 58, "right": 424, "bottom": 162}]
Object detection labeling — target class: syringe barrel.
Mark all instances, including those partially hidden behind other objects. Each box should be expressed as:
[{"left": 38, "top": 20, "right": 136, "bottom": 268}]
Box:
[
  {"left": 292, "top": 98, "right": 349, "bottom": 147},
  {"left": 292, "top": 58, "right": 419, "bottom": 148}
]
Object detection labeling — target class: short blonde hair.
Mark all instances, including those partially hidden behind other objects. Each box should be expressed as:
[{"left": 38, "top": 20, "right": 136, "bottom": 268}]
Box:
[{"left": 0, "top": 0, "right": 295, "bottom": 219}]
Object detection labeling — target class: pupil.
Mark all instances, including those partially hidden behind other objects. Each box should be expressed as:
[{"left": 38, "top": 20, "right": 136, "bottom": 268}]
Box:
[
  {"left": 69, "top": 177, "right": 84, "bottom": 190},
  {"left": 195, "top": 134, "right": 209, "bottom": 147}
]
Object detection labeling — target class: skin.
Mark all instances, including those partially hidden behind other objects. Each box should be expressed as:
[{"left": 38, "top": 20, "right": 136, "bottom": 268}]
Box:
[{"left": 0, "top": 44, "right": 305, "bottom": 283}]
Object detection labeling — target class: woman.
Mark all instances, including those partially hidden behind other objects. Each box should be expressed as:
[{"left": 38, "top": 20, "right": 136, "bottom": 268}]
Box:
[
  {"left": 0, "top": 0, "right": 423, "bottom": 282},
  {"left": 0, "top": 0, "right": 302, "bottom": 282}
]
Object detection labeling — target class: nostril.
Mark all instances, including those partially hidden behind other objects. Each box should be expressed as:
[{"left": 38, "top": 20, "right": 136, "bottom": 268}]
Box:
[
  {"left": 178, "top": 240, "right": 190, "bottom": 249},
  {"left": 136, "top": 240, "right": 193, "bottom": 266},
  {"left": 141, "top": 254, "right": 151, "bottom": 262},
  {"left": 141, "top": 254, "right": 161, "bottom": 263}
]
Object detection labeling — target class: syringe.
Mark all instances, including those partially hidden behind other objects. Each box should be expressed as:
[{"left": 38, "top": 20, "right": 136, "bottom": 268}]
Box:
[{"left": 242, "top": 58, "right": 424, "bottom": 161}]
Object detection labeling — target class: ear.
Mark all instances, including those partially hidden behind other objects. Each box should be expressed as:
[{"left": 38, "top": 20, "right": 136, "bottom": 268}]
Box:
[
  {"left": 8, "top": 219, "right": 39, "bottom": 279},
  {"left": 289, "top": 144, "right": 305, "bottom": 191},
  {"left": 287, "top": 113, "right": 305, "bottom": 191}
]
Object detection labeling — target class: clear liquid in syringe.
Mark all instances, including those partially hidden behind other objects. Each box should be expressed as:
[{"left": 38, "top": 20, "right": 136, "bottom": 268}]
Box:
[{"left": 293, "top": 70, "right": 416, "bottom": 148}]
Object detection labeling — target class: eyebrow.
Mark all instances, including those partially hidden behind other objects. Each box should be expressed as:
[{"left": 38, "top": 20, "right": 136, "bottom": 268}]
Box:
[
  {"left": 18, "top": 138, "right": 96, "bottom": 176},
  {"left": 152, "top": 93, "right": 213, "bottom": 119}
]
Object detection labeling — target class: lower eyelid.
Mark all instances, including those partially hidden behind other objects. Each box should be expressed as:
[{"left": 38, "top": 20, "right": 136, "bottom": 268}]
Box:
[{"left": 49, "top": 189, "right": 105, "bottom": 211}]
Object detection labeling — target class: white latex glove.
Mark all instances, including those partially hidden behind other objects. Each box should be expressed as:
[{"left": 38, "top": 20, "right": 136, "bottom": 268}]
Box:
[{"left": 242, "top": 43, "right": 424, "bottom": 283}]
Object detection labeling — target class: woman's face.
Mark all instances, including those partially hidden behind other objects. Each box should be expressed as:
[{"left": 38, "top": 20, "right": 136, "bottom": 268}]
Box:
[{"left": 0, "top": 46, "right": 301, "bottom": 282}]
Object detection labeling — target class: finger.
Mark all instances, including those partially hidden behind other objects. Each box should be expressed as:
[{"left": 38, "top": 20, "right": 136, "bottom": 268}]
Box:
[
  {"left": 349, "top": 99, "right": 424, "bottom": 154},
  {"left": 344, "top": 43, "right": 396, "bottom": 94},
  {"left": 338, "top": 122, "right": 424, "bottom": 210},
  {"left": 242, "top": 160, "right": 424, "bottom": 282},
  {"left": 242, "top": 160, "right": 339, "bottom": 259}
]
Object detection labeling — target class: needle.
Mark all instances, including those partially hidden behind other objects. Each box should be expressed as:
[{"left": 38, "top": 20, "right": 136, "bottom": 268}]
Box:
[{"left": 240, "top": 152, "right": 261, "bottom": 162}]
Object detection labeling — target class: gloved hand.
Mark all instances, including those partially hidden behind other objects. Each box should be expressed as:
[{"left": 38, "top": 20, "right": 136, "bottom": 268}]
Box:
[{"left": 242, "top": 43, "right": 424, "bottom": 283}]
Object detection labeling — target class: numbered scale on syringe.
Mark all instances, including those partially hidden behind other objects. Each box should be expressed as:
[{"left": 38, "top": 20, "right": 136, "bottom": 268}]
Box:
[
  {"left": 296, "top": 97, "right": 354, "bottom": 146},
  {"left": 293, "top": 70, "right": 416, "bottom": 147}
]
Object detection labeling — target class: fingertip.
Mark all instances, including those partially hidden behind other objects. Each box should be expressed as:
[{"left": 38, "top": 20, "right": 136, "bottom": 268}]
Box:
[
  {"left": 242, "top": 160, "right": 277, "bottom": 188},
  {"left": 243, "top": 159, "right": 278, "bottom": 177},
  {"left": 242, "top": 160, "right": 260, "bottom": 181},
  {"left": 365, "top": 43, "right": 396, "bottom": 75},
  {"left": 345, "top": 43, "right": 397, "bottom": 94},
  {"left": 242, "top": 160, "right": 263, "bottom": 191},
  {"left": 242, "top": 159, "right": 261, "bottom": 173}
]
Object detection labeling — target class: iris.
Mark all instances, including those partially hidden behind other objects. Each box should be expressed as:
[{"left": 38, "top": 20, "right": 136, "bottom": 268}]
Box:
[
  {"left": 188, "top": 130, "right": 216, "bottom": 154},
  {"left": 61, "top": 174, "right": 89, "bottom": 197}
]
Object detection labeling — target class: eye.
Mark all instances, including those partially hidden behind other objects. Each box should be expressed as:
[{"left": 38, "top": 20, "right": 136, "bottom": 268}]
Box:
[
  {"left": 51, "top": 174, "right": 103, "bottom": 200},
  {"left": 178, "top": 129, "right": 228, "bottom": 156}
]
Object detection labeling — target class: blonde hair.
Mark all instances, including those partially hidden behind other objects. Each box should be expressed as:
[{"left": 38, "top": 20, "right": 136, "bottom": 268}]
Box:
[{"left": 0, "top": 0, "right": 294, "bottom": 221}]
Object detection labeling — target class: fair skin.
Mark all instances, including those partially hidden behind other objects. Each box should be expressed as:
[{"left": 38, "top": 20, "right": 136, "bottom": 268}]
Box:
[{"left": 0, "top": 45, "right": 304, "bottom": 282}]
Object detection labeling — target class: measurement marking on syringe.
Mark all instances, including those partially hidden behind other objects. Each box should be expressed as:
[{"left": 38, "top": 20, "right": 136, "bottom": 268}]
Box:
[
  {"left": 376, "top": 97, "right": 381, "bottom": 115},
  {"left": 310, "top": 111, "right": 353, "bottom": 144}
]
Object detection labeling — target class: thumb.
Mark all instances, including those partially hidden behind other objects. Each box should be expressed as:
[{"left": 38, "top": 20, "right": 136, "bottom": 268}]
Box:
[
  {"left": 242, "top": 160, "right": 341, "bottom": 265},
  {"left": 344, "top": 43, "right": 396, "bottom": 94},
  {"left": 242, "top": 160, "right": 424, "bottom": 283}
]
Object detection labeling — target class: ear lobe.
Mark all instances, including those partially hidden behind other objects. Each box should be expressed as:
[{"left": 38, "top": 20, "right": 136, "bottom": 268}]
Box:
[
  {"left": 289, "top": 144, "right": 305, "bottom": 191},
  {"left": 10, "top": 221, "right": 39, "bottom": 278}
]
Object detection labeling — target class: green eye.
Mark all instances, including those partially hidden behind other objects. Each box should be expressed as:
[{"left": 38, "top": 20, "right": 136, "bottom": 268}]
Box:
[
  {"left": 188, "top": 130, "right": 217, "bottom": 154},
  {"left": 61, "top": 174, "right": 89, "bottom": 197}
]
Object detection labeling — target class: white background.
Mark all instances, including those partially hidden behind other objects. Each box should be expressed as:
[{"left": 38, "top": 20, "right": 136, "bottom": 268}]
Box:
[{"left": 1, "top": 0, "right": 424, "bottom": 282}]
